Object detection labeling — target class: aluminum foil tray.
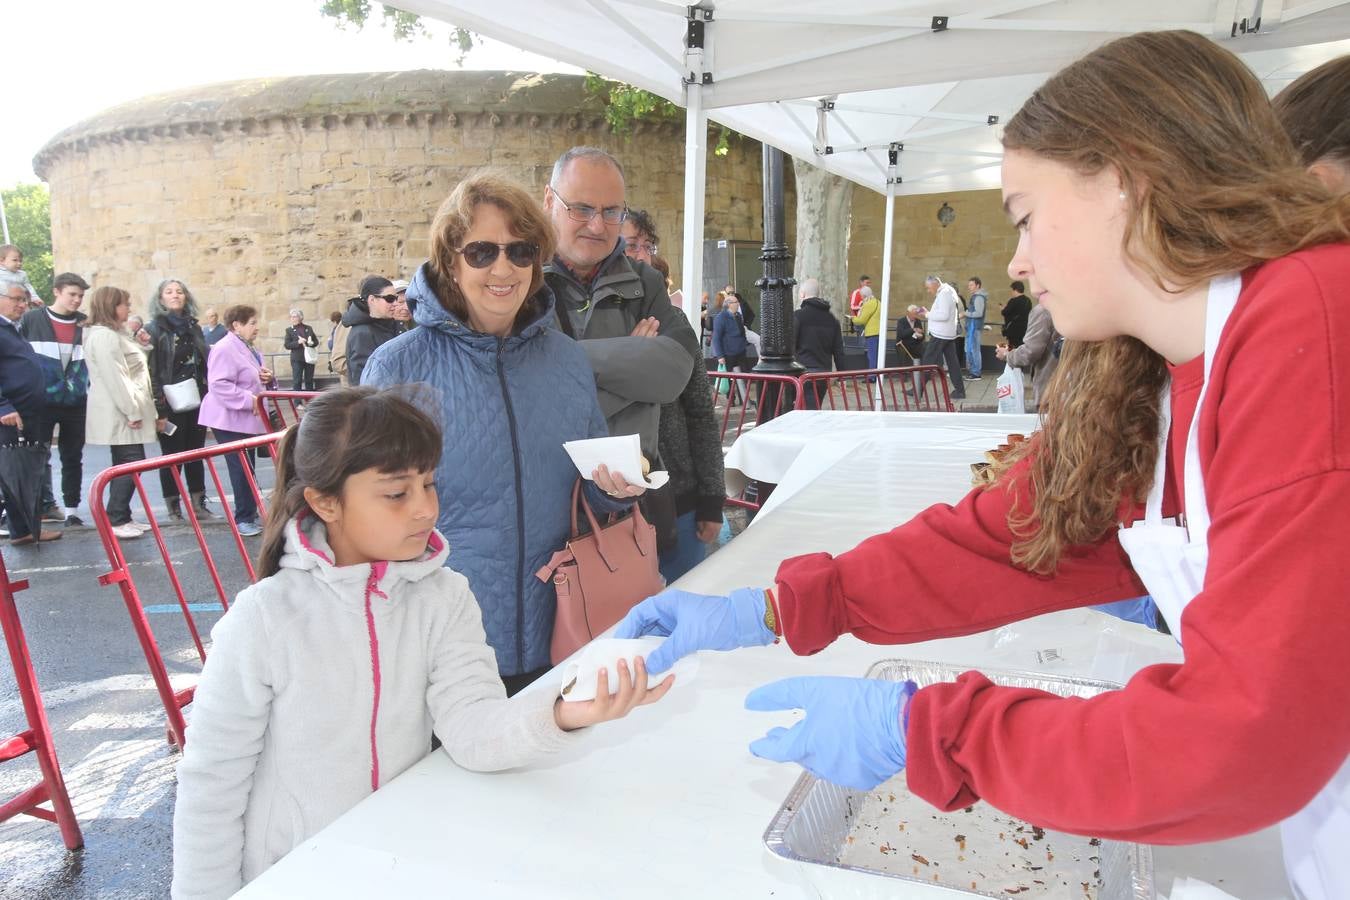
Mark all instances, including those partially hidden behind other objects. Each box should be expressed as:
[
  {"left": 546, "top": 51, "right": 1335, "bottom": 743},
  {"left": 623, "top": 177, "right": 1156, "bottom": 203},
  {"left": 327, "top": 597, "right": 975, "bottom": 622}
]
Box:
[{"left": 763, "top": 659, "right": 1154, "bottom": 900}]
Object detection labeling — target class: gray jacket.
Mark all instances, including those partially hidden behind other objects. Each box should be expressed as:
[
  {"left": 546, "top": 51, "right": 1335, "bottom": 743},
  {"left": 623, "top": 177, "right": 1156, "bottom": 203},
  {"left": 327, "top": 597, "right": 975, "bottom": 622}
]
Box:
[
  {"left": 544, "top": 243, "right": 699, "bottom": 458},
  {"left": 659, "top": 361, "right": 726, "bottom": 524},
  {"left": 1005, "top": 303, "right": 1060, "bottom": 410}
]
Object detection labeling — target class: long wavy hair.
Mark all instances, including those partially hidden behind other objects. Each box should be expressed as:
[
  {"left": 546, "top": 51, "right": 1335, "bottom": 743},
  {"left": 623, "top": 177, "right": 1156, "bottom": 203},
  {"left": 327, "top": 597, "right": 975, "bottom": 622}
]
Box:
[
  {"left": 147, "top": 279, "right": 200, "bottom": 320},
  {"left": 994, "top": 30, "right": 1350, "bottom": 574}
]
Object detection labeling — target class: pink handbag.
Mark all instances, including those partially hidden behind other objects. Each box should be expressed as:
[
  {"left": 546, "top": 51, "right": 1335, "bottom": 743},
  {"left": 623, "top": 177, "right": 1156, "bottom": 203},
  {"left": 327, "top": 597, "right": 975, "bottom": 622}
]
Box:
[{"left": 536, "top": 479, "right": 664, "bottom": 665}]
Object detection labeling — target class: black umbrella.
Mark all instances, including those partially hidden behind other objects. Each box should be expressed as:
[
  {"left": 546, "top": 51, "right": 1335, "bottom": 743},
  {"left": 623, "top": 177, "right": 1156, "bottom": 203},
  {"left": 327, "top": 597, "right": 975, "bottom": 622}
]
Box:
[{"left": 0, "top": 435, "right": 50, "bottom": 541}]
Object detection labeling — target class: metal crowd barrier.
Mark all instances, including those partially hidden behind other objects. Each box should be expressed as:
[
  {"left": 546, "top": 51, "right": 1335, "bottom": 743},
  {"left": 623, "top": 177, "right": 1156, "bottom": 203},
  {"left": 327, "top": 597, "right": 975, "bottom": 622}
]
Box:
[
  {"left": 88, "top": 434, "right": 282, "bottom": 748},
  {"left": 797, "top": 365, "right": 955, "bottom": 412},
  {"left": 0, "top": 552, "right": 83, "bottom": 848},
  {"left": 256, "top": 391, "right": 321, "bottom": 433}
]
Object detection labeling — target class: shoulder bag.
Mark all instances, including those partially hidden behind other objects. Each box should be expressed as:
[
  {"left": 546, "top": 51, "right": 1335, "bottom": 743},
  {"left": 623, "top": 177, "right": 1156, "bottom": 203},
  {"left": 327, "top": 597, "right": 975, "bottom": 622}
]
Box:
[{"left": 536, "top": 479, "right": 664, "bottom": 665}]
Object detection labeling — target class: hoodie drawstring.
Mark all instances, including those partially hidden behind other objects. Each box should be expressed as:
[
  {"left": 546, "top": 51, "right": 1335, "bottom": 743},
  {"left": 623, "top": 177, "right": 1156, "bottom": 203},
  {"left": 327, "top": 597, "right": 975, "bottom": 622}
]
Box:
[{"left": 364, "top": 563, "right": 389, "bottom": 792}]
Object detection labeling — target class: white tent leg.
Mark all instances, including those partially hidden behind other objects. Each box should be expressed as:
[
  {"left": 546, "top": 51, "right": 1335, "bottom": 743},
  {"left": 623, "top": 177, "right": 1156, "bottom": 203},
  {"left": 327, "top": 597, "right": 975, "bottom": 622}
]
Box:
[
  {"left": 680, "top": 79, "right": 707, "bottom": 332},
  {"left": 874, "top": 176, "right": 896, "bottom": 409}
]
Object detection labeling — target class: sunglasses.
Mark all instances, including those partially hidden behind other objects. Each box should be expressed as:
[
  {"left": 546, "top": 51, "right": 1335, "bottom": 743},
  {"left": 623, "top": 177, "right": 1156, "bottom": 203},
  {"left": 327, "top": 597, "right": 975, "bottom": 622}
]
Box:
[
  {"left": 376, "top": 293, "right": 405, "bottom": 303},
  {"left": 455, "top": 240, "right": 539, "bottom": 269}
]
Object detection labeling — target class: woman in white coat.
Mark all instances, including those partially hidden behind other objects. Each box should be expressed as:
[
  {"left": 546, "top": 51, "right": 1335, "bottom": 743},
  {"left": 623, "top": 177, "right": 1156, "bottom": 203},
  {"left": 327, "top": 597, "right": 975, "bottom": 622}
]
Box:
[{"left": 83, "top": 287, "right": 162, "bottom": 540}]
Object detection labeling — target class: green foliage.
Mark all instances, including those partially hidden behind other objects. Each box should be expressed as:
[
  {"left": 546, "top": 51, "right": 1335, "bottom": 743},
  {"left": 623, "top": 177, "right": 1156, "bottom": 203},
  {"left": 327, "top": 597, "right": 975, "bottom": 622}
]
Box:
[
  {"left": 2, "top": 184, "right": 52, "bottom": 302},
  {"left": 318, "top": 1, "right": 477, "bottom": 62},
  {"left": 315, "top": 4, "right": 735, "bottom": 153},
  {"left": 582, "top": 74, "right": 734, "bottom": 156}
]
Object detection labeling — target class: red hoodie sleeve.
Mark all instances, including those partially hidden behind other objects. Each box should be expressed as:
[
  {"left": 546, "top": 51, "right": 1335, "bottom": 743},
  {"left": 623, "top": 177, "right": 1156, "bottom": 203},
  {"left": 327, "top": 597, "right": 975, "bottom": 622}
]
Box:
[
  {"left": 774, "top": 456, "right": 1146, "bottom": 655},
  {"left": 906, "top": 471, "right": 1350, "bottom": 843}
]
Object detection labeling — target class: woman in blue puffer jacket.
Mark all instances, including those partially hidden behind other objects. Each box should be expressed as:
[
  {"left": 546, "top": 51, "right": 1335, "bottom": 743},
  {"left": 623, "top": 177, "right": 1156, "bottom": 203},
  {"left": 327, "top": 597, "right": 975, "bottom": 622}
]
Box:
[{"left": 363, "top": 173, "right": 645, "bottom": 694}]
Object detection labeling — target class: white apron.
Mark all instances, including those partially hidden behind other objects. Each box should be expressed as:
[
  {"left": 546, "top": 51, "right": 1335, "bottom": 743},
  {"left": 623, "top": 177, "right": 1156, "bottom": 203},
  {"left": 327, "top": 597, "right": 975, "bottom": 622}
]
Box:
[{"left": 1116, "top": 274, "right": 1349, "bottom": 900}]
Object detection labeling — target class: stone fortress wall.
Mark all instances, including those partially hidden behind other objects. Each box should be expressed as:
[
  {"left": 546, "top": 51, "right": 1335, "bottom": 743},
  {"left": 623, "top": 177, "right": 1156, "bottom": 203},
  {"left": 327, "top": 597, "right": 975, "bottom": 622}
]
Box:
[{"left": 35, "top": 70, "right": 1018, "bottom": 350}]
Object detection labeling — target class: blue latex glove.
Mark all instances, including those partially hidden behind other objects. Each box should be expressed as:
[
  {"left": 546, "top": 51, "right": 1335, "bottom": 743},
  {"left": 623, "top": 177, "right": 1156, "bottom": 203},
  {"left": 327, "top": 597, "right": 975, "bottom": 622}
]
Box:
[
  {"left": 745, "top": 676, "right": 919, "bottom": 791},
  {"left": 613, "top": 587, "right": 775, "bottom": 674}
]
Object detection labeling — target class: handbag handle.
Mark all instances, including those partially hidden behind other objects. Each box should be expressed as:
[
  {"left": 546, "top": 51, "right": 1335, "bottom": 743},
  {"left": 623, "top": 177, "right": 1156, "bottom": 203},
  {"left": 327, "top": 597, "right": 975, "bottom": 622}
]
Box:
[{"left": 570, "top": 478, "right": 654, "bottom": 571}]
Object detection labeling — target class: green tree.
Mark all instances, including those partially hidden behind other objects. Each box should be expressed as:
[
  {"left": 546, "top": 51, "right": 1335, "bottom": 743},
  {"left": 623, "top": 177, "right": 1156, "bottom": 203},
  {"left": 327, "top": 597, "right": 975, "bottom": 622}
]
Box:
[
  {"left": 319, "top": 1, "right": 477, "bottom": 62},
  {"left": 2, "top": 183, "right": 52, "bottom": 302},
  {"left": 316, "top": 3, "right": 732, "bottom": 152}
]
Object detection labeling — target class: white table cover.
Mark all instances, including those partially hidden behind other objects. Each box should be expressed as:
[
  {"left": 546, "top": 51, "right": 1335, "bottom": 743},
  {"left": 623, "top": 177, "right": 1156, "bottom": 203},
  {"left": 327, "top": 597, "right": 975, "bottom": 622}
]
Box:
[{"left": 239, "top": 431, "right": 1293, "bottom": 900}]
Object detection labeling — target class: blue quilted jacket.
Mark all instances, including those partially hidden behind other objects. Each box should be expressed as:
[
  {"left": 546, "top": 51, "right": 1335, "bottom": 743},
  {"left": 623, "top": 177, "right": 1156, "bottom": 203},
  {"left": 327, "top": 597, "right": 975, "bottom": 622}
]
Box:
[{"left": 362, "top": 266, "right": 626, "bottom": 676}]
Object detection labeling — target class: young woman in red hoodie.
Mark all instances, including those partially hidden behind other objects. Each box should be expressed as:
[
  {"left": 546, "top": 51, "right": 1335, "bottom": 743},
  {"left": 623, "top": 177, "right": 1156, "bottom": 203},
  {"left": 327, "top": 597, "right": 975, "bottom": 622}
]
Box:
[{"left": 619, "top": 31, "right": 1350, "bottom": 899}]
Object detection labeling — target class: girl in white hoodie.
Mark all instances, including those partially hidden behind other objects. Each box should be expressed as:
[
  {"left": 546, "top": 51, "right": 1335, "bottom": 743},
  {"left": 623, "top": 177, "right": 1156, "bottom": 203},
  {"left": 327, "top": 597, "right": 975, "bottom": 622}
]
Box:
[{"left": 172, "top": 387, "right": 672, "bottom": 899}]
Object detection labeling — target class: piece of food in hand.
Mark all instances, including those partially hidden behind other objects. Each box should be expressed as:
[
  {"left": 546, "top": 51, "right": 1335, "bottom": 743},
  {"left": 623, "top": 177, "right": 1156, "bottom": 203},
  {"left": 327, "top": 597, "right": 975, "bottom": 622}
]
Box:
[
  {"left": 558, "top": 637, "right": 699, "bottom": 702},
  {"left": 641, "top": 455, "right": 651, "bottom": 477}
]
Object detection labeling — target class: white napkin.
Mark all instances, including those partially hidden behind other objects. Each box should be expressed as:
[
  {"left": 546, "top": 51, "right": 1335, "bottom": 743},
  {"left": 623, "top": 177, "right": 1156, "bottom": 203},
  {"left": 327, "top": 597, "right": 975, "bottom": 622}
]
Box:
[
  {"left": 558, "top": 637, "right": 699, "bottom": 702},
  {"left": 1165, "top": 878, "right": 1242, "bottom": 900},
  {"left": 562, "top": 433, "right": 670, "bottom": 489}
]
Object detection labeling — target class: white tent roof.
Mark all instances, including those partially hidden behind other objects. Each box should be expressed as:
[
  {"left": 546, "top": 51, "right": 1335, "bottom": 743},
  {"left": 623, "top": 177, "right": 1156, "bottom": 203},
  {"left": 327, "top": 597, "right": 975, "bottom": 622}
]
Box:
[{"left": 403, "top": 0, "right": 1350, "bottom": 194}]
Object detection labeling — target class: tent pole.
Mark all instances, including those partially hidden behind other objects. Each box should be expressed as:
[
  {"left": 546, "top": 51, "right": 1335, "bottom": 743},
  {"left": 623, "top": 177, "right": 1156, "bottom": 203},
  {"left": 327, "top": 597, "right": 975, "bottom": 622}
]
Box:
[
  {"left": 875, "top": 146, "right": 899, "bottom": 408},
  {"left": 679, "top": 10, "right": 710, "bottom": 333}
]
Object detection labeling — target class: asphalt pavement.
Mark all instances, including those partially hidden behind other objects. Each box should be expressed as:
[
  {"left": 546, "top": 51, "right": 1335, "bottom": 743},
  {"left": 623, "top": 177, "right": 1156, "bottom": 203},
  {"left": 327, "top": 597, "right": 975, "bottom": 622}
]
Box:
[{"left": 0, "top": 441, "right": 276, "bottom": 899}]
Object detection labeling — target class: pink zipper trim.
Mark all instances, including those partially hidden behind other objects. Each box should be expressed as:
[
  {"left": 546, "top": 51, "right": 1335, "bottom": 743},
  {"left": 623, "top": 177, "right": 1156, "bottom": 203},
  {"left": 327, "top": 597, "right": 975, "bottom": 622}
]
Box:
[
  {"left": 364, "top": 562, "right": 389, "bottom": 791},
  {"left": 294, "top": 511, "right": 334, "bottom": 565}
]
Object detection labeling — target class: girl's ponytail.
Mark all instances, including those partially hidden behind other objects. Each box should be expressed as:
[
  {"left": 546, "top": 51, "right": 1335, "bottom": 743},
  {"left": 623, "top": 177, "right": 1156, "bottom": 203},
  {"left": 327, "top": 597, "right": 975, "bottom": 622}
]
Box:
[{"left": 257, "top": 423, "right": 306, "bottom": 578}]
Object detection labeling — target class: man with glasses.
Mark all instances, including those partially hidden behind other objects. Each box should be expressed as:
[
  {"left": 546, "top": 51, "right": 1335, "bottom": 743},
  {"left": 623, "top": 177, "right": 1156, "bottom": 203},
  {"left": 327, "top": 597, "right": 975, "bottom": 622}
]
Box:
[
  {"left": 543, "top": 147, "right": 699, "bottom": 452},
  {"left": 543, "top": 146, "right": 700, "bottom": 555},
  {"left": 340, "top": 274, "right": 406, "bottom": 386}
]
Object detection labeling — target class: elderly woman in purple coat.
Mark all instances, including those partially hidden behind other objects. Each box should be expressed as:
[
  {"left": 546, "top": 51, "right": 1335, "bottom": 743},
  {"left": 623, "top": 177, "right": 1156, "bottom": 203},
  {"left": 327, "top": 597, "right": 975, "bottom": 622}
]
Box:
[{"left": 197, "top": 304, "right": 275, "bottom": 536}]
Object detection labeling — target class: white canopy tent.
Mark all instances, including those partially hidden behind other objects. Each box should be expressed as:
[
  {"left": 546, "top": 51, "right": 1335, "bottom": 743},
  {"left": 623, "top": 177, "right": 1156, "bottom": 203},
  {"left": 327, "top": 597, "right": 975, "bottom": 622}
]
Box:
[{"left": 401, "top": 0, "right": 1350, "bottom": 354}]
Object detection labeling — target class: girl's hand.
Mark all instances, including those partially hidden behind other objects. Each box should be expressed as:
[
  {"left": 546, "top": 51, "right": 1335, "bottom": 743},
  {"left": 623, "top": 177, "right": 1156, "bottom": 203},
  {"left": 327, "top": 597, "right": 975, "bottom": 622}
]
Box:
[
  {"left": 593, "top": 463, "right": 645, "bottom": 498},
  {"left": 258, "top": 367, "right": 273, "bottom": 383},
  {"left": 553, "top": 656, "right": 674, "bottom": 731}
]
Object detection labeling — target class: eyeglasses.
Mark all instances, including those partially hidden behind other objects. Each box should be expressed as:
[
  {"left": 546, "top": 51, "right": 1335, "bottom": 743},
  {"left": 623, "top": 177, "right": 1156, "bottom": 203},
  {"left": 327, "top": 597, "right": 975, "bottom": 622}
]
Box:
[
  {"left": 455, "top": 240, "right": 539, "bottom": 269},
  {"left": 376, "top": 293, "right": 406, "bottom": 303},
  {"left": 625, "top": 240, "right": 658, "bottom": 257},
  {"left": 549, "top": 186, "right": 627, "bottom": 226}
]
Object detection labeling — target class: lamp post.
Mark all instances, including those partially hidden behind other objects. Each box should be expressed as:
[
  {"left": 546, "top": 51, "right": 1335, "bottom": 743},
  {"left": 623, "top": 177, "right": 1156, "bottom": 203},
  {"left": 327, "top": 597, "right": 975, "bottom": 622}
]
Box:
[{"left": 753, "top": 144, "right": 802, "bottom": 382}]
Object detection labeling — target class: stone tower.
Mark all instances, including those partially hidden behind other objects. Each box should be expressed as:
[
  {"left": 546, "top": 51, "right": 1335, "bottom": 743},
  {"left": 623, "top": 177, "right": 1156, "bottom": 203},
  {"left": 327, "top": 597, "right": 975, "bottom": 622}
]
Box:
[{"left": 34, "top": 70, "right": 773, "bottom": 349}]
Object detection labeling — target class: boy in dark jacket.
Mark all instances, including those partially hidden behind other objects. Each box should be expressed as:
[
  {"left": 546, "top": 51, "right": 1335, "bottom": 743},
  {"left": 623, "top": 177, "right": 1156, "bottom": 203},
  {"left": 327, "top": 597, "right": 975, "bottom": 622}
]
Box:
[{"left": 19, "top": 272, "right": 90, "bottom": 525}]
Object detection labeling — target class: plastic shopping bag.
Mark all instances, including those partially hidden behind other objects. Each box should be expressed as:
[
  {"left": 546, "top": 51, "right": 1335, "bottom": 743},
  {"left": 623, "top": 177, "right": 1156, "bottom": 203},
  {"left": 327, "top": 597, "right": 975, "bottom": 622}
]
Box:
[
  {"left": 996, "top": 365, "right": 1026, "bottom": 414},
  {"left": 715, "top": 361, "right": 731, "bottom": 396}
]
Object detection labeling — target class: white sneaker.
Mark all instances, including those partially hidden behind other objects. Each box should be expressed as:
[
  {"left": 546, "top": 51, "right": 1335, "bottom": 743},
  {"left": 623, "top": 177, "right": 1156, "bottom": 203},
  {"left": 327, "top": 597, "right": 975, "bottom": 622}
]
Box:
[
  {"left": 111, "top": 522, "right": 144, "bottom": 540},
  {"left": 132, "top": 521, "right": 154, "bottom": 533}
]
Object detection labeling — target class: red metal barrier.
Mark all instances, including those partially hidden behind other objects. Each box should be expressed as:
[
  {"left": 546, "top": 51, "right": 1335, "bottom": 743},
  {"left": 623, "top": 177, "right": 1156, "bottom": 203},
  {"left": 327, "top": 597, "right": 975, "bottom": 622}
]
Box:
[
  {"left": 0, "top": 552, "right": 82, "bottom": 848},
  {"left": 256, "top": 390, "right": 319, "bottom": 433},
  {"left": 797, "top": 365, "right": 954, "bottom": 412},
  {"left": 88, "top": 433, "right": 282, "bottom": 748},
  {"left": 708, "top": 370, "right": 800, "bottom": 511}
]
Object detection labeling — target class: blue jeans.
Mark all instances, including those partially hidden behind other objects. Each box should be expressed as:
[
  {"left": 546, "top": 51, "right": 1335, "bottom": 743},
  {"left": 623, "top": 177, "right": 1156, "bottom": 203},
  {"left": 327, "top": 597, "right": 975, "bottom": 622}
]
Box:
[
  {"left": 658, "top": 510, "right": 711, "bottom": 584},
  {"left": 964, "top": 317, "right": 984, "bottom": 377},
  {"left": 864, "top": 335, "right": 879, "bottom": 369},
  {"left": 212, "top": 428, "right": 259, "bottom": 524}
]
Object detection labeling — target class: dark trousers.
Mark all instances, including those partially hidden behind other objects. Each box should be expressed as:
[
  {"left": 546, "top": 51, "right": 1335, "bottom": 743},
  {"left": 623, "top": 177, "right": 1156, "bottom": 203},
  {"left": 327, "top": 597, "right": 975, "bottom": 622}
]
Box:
[
  {"left": 212, "top": 428, "right": 258, "bottom": 524},
  {"left": 291, "top": 361, "right": 316, "bottom": 392},
  {"left": 800, "top": 370, "right": 827, "bottom": 410},
  {"left": 107, "top": 443, "right": 147, "bottom": 526},
  {"left": 156, "top": 410, "right": 208, "bottom": 499},
  {"left": 37, "top": 404, "right": 86, "bottom": 509},
  {"left": 1, "top": 440, "right": 49, "bottom": 540},
  {"left": 721, "top": 352, "right": 750, "bottom": 404},
  {"left": 921, "top": 337, "right": 966, "bottom": 399},
  {"left": 501, "top": 666, "right": 551, "bottom": 697}
]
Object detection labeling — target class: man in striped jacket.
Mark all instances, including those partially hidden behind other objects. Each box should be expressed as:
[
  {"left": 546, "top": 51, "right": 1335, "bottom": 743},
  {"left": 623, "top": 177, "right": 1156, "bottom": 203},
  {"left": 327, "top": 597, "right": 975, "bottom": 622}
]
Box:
[{"left": 19, "top": 272, "right": 90, "bottom": 526}]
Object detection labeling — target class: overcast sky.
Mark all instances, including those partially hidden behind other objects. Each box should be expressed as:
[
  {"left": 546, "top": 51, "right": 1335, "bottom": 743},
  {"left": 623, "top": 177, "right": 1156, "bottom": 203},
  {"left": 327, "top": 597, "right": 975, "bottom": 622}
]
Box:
[{"left": 5, "top": 0, "right": 581, "bottom": 188}]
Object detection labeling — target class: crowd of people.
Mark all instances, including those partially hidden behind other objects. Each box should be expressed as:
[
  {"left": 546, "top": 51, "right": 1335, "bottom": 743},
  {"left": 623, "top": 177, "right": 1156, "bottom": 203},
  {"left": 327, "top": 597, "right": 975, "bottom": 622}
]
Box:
[{"left": 3, "top": 36, "right": 1347, "bottom": 900}]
